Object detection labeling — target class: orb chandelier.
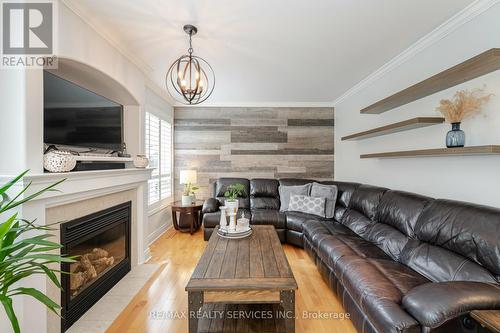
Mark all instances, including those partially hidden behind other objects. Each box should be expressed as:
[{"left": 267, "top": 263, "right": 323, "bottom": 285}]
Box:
[{"left": 165, "top": 25, "right": 215, "bottom": 105}]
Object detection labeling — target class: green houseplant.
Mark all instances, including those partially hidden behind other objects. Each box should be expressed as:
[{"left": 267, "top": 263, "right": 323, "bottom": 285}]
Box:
[
  {"left": 223, "top": 183, "right": 245, "bottom": 231},
  {"left": 223, "top": 183, "right": 245, "bottom": 202},
  {"left": 0, "top": 171, "right": 75, "bottom": 333}
]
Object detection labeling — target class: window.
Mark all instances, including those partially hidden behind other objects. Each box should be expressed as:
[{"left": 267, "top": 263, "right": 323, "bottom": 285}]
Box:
[{"left": 145, "top": 112, "right": 172, "bottom": 206}]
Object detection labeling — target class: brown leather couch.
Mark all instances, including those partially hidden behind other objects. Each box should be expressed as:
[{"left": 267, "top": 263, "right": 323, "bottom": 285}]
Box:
[{"left": 202, "top": 178, "right": 500, "bottom": 333}]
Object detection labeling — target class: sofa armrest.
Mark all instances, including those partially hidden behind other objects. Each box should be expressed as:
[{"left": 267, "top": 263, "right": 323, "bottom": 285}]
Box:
[
  {"left": 402, "top": 281, "right": 500, "bottom": 329},
  {"left": 202, "top": 198, "right": 220, "bottom": 214}
]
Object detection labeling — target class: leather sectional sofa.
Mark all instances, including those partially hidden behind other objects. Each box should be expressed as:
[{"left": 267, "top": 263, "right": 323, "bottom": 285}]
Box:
[{"left": 202, "top": 177, "right": 500, "bottom": 333}]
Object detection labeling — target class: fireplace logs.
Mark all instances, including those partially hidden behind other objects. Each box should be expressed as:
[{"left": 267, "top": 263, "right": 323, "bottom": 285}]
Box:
[{"left": 70, "top": 248, "right": 115, "bottom": 295}]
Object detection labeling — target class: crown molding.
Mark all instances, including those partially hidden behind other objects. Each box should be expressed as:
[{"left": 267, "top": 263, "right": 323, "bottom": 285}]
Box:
[
  {"left": 60, "top": 0, "right": 174, "bottom": 105},
  {"left": 172, "top": 101, "right": 335, "bottom": 108},
  {"left": 333, "top": 0, "right": 500, "bottom": 106}
]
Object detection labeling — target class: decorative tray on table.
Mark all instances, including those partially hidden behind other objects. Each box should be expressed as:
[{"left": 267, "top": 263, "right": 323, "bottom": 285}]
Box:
[{"left": 217, "top": 225, "right": 252, "bottom": 239}]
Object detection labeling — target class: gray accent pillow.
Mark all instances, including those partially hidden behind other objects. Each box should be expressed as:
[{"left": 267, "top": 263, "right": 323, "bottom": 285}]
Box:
[
  {"left": 311, "top": 182, "right": 338, "bottom": 218},
  {"left": 279, "top": 183, "right": 311, "bottom": 212},
  {"left": 288, "top": 195, "right": 326, "bottom": 217}
]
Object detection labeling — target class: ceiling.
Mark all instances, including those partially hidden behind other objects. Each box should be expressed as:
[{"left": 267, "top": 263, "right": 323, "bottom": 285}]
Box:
[{"left": 63, "top": 0, "right": 475, "bottom": 106}]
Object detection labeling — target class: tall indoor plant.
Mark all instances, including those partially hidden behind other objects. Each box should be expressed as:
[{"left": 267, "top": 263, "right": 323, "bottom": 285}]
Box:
[{"left": 0, "top": 171, "right": 75, "bottom": 333}]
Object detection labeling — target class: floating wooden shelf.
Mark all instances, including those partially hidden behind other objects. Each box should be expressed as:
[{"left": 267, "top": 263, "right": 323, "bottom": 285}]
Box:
[
  {"left": 361, "top": 145, "right": 500, "bottom": 159},
  {"left": 342, "top": 117, "right": 445, "bottom": 141},
  {"left": 361, "top": 48, "right": 500, "bottom": 114}
]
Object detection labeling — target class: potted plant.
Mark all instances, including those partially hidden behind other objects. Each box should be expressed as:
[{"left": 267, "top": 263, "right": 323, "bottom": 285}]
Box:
[
  {"left": 0, "top": 171, "right": 75, "bottom": 333},
  {"left": 224, "top": 183, "right": 245, "bottom": 231},
  {"left": 436, "top": 87, "right": 493, "bottom": 148},
  {"left": 182, "top": 182, "right": 199, "bottom": 206}
]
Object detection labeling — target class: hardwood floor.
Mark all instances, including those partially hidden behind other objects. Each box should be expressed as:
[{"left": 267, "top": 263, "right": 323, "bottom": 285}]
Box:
[{"left": 106, "top": 228, "right": 356, "bottom": 333}]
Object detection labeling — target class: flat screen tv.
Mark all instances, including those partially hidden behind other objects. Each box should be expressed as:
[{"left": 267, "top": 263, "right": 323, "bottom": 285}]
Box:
[{"left": 43, "top": 71, "right": 123, "bottom": 150}]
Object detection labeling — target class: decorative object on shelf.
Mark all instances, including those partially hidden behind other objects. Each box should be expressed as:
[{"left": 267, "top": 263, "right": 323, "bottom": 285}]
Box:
[
  {"left": 219, "top": 206, "right": 227, "bottom": 231},
  {"left": 224, "top": 183, "right": 245, "bottom": 231},
  {"left": 43, "top": 150, "right": 77, "bottom": 173},
  {"left": 436, "top": 87, "right": 493, "bottom": 148},
  {"left": 133, "top": 154, "right": 149, "bottom": 168},
  {"left": 165, "top": 24, "right": 215, "bottom": 105},
  {"left": 446, "top": 122, "right": 466, "bottom": 148},
  {"left": 180, "top": 170, "right": 199, "bottom": 205},
  {"left": 0, "top": 171, "right": 75, "bottom": 333}
]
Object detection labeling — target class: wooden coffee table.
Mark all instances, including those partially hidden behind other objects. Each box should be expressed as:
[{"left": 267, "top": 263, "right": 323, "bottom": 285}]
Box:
[{"left": 186, "top": 225, "right": 298, "bottom": 333}]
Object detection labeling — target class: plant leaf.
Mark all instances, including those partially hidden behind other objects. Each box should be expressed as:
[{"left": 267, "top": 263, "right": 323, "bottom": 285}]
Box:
[
  {"left": 0, "top": 213, "right": 18, "bottom": 243},
  {"left": 1, "top": 178, "right": 65, "bottom": 213},
  {"left": 0, "top": 170, "right": 29, "bottom": 196},
  {"left": 9, "top": 287, "right": 60, "bottom": 315},
  {"left": 0, "top": 295, "right": 20, "bottom": 333}
]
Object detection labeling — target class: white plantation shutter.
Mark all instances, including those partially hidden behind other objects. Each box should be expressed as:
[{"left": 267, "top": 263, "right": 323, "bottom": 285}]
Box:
[
  {"left": 160, "top": 119, "right": 172, "bottom": 199},
  {"left": 145, "top": 112, "right": 172, "bottom": 205}
]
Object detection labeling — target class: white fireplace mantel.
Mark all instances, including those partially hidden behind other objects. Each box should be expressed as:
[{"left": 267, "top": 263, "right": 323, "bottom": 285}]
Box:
[{"left": 0, "top": 168, "right": 153, "bottom": 333}]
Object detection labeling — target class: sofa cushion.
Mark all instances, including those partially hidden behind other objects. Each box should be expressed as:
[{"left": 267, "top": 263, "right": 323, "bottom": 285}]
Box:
[
  {"left": 288, "top": 194, "right": 326, "bottom": 217},
  {"left": 250, "top": 179, "right": 280, "bottom": 209},
  {"left": 311, "top": 182, "right": 338, "bottom": 218},
  {"left": 250, "top": 178, "right": 279, "bottom": 197},
  {"left": 213, "top": 178, "right": 251, "bottom": 209},
  {"left": 336, "top": 256, "right": 425, "bottom": 333},
  {"left": 250, "top": 197, "right": 280, "bottom": 210},
  {"left": 348, "top": 185, "right": 388, "bottom": 221},
  {"left": 278, "top": 184, "right": 311, "bottom": 212},
  {"left": 250, "top": 209, "right": 286, "bottom": 229},
  {"left": 401, "top": 240, "right": 497, "bottom": 283},
  {"left": 413, "top": 199, "right": 500, "bottom": 281},
  {"left": 317, "top": 235, "right": 389, "bottom": 270},
  {"left": 285, "top": 211, "right": 330, "bottom": 232}
]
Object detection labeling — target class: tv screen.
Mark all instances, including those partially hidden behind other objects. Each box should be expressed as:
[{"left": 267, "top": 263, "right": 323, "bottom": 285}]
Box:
[{"left": 43, "top": 71, "right": 123, "bottom": 150}]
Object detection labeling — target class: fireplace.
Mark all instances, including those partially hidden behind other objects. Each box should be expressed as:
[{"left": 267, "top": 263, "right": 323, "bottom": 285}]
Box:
[{"left": 60, "top": 201, "right": 131, "bottom": 332}]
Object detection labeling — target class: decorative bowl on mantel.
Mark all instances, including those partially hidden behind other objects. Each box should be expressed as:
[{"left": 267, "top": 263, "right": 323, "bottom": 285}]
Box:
[{"left": 43, "top": 151, "right": 76, "bottom": 173}]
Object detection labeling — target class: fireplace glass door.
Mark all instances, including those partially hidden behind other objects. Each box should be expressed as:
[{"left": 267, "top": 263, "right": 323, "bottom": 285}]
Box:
[
  {"left": 61, "top": 201, "right": 131, "bottom": 332},
  {"left": 68, "top": 222, "right": 127, "bottom": 299}
]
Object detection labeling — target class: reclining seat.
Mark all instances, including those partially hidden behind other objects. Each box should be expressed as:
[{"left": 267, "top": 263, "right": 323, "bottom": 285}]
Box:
[
  {"left": 249, "top": 179, "right": 286, "bottom": 242},
  {"left": 201, "top": 178, "right": 250, "bottom": 240},
  {"left": 400, "top": 199, "right": 500, "bottom": 332},
  {"left": 305, "top": 187, "right": 437, "bottom": 333},
  {"left": 331, "top": 190, "right": 434, "bottom": 333}
]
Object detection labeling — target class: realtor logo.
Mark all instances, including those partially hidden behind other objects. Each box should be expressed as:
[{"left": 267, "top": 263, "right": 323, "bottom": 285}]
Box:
[{"left": 1, "top": 1, "right": 57, "bottom": 68}]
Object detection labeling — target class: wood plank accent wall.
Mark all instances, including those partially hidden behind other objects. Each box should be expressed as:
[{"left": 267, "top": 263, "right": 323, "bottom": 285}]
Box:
[{"left": 174, "top": 107, "right": 335, "bottom": 199}]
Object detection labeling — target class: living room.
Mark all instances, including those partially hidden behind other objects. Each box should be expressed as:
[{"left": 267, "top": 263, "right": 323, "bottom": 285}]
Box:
[{"left": 0, "top": 0, "right": 499, "bottom": 332}]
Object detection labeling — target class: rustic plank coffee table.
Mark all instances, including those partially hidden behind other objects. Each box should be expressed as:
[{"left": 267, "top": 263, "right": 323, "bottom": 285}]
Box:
[{"left": 186, "top": 225, "right": 298, "bottom": 333}]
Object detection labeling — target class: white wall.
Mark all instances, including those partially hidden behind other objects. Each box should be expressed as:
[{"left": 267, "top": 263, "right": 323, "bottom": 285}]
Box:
[
  {"left": 0, "top": 4, "right": 173, "bottom": 332},
  {"left": 335, "top": 3, "right": 500, "bottom": 208}
]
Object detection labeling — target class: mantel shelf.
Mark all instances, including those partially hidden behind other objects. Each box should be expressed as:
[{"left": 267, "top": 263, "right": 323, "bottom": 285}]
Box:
[
  {"left": 361, "top": 48, "right": 500, "bottom": 114},
  {"left": 361, "top": 145, "right": 500, "bottom": 159},
  {"left": 342, "top": 117, "right": 445, "bottom": 141}
]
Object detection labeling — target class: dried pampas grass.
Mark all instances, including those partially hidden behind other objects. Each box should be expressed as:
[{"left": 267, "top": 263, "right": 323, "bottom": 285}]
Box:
[{"left": 436, "top": 87, "right": 493, "bottom": 123}]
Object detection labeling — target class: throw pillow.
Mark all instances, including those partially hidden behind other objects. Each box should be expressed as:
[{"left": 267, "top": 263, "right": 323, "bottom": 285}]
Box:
[
  {"left": 288, "top": 195, "right": 326, "bottom": 217},
  {"left": 278, "top": 183, "right": 311, "bottom": 212},
  {"left": 311, "top": 183, "right": 338, "bottom": 218}
]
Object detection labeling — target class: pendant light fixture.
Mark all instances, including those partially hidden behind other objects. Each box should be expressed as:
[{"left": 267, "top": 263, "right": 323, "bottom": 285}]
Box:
[{"left": 165, "top": 25, "right": 215, "bottom": 105}]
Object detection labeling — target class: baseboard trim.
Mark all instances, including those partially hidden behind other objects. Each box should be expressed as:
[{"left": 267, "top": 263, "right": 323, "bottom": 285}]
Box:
[{"left": 148, "top": 223, "right": 173, "bottom": 246}]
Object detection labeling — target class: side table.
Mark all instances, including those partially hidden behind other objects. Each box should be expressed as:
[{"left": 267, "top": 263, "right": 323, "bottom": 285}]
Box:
[{"left": 171, "top": 201, "right": 203, "bottom": 234}]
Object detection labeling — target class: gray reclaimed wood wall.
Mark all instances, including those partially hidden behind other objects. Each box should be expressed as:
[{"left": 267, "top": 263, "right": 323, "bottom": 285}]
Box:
[{"left": 174, "top": 107, "right": 334, "bottom": 200}]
